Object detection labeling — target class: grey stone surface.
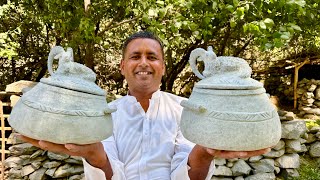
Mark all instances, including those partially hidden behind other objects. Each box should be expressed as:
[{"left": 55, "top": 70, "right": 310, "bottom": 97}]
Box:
[
  {"left": 244, "top": 173, "right": 276, "bottom": 180},
  {"left": 5, "top": 80, "right": 37, "bottom": 93},
  {"left": 215, "top": 158, "right": 227, "bottom": 166},
  {"left": 213, "top": 165, "right": 232, "bottom": 176},
  {"left": 263, "top": 149, "right": 285, "bottom": 158},
  {"left": 281, "top": 120, "right": 307, "bottom": 139},
  {"left": 231, "top": 160, "right": 251, "bottom": 176},
  {"left": 248, "top": 155, "right": 263, "bottom": 163},
  {"left": 9, "top": 46, "right": 114, "bottom": 144},
  {"left": 9, "top": 143, "right": 39, "bottom": 155},
  {"left": 275, "top": 154, "right": 300, "bottom": 168},
  {"left": 22, "top": 164, "right": 36, "bottom": 176},
  {"left": 309, "top": 141, "right": 320, "bottom": 157},
  {"left": 285, "top": 139, "right": 302, "bottom": 153},
  {"left": 52, "top": 164, "right": 84, "bottom": 178},
  {"left": 43, "top": 161, "right": 62, "bottom": 169},
  {"left": 250, "top": 159, "right": 274, "bottom": 174},
  {"left": 47, "top": 151, "right": 70, "bottom": 161},
  {"left": 180, "top": 47, "right": 281, "bottom": 151},
  {"left": 273, "top": 140, "right": 285, "bottom": 151},
  {"left": 29, "top": 167, "right": 47, "bottom": 180}
]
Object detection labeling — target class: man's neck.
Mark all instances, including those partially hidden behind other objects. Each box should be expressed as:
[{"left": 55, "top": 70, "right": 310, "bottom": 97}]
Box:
[{"left": 128, "top": 89, "right": 157, "bottom": 112}]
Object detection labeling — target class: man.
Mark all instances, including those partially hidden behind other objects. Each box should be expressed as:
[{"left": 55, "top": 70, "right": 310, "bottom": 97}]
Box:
[{"left": 20, "top": 31, "right": 269, "bottom": 180}]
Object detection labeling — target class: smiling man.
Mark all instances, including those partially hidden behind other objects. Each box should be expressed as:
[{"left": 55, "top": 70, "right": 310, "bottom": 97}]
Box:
[{"left": 19, "top": 31, "right": 270, "bottom": 180}]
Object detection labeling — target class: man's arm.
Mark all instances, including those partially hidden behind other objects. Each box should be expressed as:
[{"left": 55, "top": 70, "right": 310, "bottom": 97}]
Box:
[
  {"left": 18, "top": 135, "right": 113, "bottom": 179},
  {"left": 187, "top": 144, "right": 271, "bottom": 180}
]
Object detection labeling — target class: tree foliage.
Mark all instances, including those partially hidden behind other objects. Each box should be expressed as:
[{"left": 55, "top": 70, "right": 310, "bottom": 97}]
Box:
[{"left": 0, "top": 0, "right": 319, "bottom": 96}]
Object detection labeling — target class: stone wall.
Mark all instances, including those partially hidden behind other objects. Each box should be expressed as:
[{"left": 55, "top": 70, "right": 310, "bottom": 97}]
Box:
[
  {"left": 4, "top": 110, "right": 320, "bottom": 180},
  {"left": 210, "top": 110, "right": 320, "bottom": 180},
  {"left": 296, "top": 78, "right": 320, "bottom": 119},
  {"left": 4, "top": 134, "right": 85, "bottom": 179}
]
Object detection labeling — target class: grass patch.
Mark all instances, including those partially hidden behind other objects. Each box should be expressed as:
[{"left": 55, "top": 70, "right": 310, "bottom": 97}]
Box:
[{"left": 292, "top": 155, "right": 320, "bottom": 180}]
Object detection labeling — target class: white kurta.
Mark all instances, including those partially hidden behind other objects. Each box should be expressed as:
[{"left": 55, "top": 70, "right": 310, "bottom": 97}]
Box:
[{"left": 83, "top": 90, "right": 215, "bottom": 180}]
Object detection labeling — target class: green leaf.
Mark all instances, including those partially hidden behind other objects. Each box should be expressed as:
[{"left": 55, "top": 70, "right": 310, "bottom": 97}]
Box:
[
  {"left": 264, "top": 18, "right": 274, "bottom": 25},
  {"left": 290, "top": 24, "right": 302, "bottom": 31},
  {"left": 233, "top": 0, "right": 239, "bottom": 7},
  {"left": 259, "top": 21, "right": 266, "bottom": 29},
  {"left": 230, "top": 20, "right": 236, "bottom": 28},
  {"left": 280, "top": 34, "right": 290, "bottom": 40}
]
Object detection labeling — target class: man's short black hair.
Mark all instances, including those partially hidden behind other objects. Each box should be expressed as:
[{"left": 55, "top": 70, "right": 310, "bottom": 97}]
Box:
[{"left": 122, "top": 31, "right": 164, "bottom": 58}]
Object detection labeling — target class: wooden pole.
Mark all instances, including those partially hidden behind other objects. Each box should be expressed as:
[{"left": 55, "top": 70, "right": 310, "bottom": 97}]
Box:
[
  {"left": 0, "top": 100, "right": 4, "bottom": 180},
  {"left": 293, "top": 58, "right": 310, "bottom": 109}
]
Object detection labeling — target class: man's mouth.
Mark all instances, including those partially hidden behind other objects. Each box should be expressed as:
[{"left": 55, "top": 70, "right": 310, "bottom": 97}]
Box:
[{"left": 136, "top": 71, "right": 152, "bottom": 75}]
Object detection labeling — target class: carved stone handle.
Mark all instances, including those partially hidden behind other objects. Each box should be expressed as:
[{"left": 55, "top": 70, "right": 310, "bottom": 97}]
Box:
[
  {"left": 180, "top": 100, "right": 206, "bottom": 113},
  {"left": 189, "top": 48, "right": 207, "bottom": 79}
]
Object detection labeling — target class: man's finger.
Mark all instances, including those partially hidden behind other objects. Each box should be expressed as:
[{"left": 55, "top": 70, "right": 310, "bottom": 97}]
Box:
[{"left": 16, "top": 134, "right": 41, "bottom": 148}]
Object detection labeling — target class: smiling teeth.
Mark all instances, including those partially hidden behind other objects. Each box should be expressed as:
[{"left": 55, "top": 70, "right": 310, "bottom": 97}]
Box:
[{"left": 137, "top": 72, "right": 150, "bottom": 75}]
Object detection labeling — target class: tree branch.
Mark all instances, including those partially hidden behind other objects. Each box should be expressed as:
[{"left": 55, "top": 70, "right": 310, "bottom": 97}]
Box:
[{"left": 98, "top": 17, "right": 140, "bottom": 36}]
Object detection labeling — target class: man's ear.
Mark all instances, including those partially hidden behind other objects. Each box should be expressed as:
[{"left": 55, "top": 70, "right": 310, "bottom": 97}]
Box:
[{"left": 120, "top": 59, "right": 125, "bottom": 75}]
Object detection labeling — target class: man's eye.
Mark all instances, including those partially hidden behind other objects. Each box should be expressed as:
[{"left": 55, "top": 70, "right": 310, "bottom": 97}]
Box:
[
  {"left": 131, "top": 56, "right": 139, "bottom": 59},
  {"left": 149, "top": 56, "right": 158, "bottom": 60}
]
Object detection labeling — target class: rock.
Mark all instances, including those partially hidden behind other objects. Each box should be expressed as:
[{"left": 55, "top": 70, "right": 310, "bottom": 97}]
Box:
[
  {"left": 309, "top": 126, "right": 320, "bottom": 133},
  {"left": 244, "top": 173, "right": 276, "bottom": 180},
  {"left": 308, "top": 84, "right": 317, "bottom": 92},
  {"left": 8, "top": 168, "right": 23, "bottom": 178},
  {"left": 215, "top": 158, "right": 227, "bottom": 166},
  {"left": 316, "top": 131, "right": 320, "bottom": 138},
  {"left": 301, "top": 144, "right": 308, "bottom": 152},
  {"left": 274, "top": 166, "right": 281, "bottom": 174},
  {"left": 22, "top": 164, "right": 36, "bottom": 176},
  {"left": 281, "top": 120, "right": 307, "bottom": 139},
  {"left": 303, "top": 98, "right": 315, "bottom": 104},
  {"left": 285, "top": 139, "right": 302, "bottom": 153},
  {"left": 9, "top": 143, "right": 39, "bottom": 155},
  {"left": 45, "top": 167, "right": 58, "bottom": 176},
  {"left": 284, "top": 112, "right": 295, "bottom": 120},
  {"left": 273, "top": 140, "right": 285, "bottom": 151},
  {"left": 303, "top": 92, "right": 314, "bottom": 99},
  {"left": 52, "top": 164, "right": 84, "bottom": 178},
  {"left": 213, "top": 165, "right": 232, "bottom": 176},
  {"left": 226, "top": 162, "right": 234, "bottom": 167},
  {"left": 315, "top": 88, "right": 320, "bottom": 99},
  {"left": 69, "top": 174, "right": 85, "bottom": 180},
  {"left": 30, "top": 149, "right": 45, "bottom": 159},
  {"left": 305, "top": 133, "right": 317, "bottom": 143},
  {"left": 309, "top": 142, "right": 320, "bottom": 157},
  {"left": 250, "top": 159, "right": 274, "bottom": 174},
  {"left": 279, "top": 168, "right": 299, "bottom": 179},
  {"left": 20, "top": 155, "right": 32, "bottom": 166},
  {"left": 47, "top": 151, "right": 70, "bottom": 161},
  {"left": 234, "top": 176, "right": 245, "bottom": 180},
  {"left": 4, "top": 156, "right": 23, "bottom": 168},
  {"left": 5, "top": 80, "right": 37, "bottom": 93},
  {"left": 314, "top": 101, "right": 320, "bottom": 107},
  {"left": 211, "top": 177, "right": 233, "bottom": 180},
  {"left": 275, "top": 154, "right": 300, "bottom": 168},
  {"left": 29, "top": 167, "right": 47, "bottom": 180},
  {"left": 263, "top": 149, "right": 285, "bottom": 158},
  {"left": 43, "top": 161, "right": 62, "bottom": 169},
  {"left": 304, "top": 114, "right": 319, "bottom": 119},
  {"left": 248, "top": 155, "right": 263, "bottom": 162},
  {"left": 10, "top": 95, "right": 20, "bottom": 107},
  {"left": 64, "top": 156, "right": 83, "bottom": 165},
  {"left": 31, "top": 161, "right": 42, "bottom": 169},
  {"left": 231, "top": 160, "right": 251, "bottom": 176},
  {"left": 304, "top": 108, "right": 320, "bottom": 115}
]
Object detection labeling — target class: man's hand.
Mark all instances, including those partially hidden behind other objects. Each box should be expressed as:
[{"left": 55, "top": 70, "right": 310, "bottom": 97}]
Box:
[
  {"left": 205, "top": 147, "right": 271, "bottom": 159},
  {"left": 17, "top": 135, "right": 113, "bottom": 179},
  {"left": 188, "top": 145, "right": 271, "bottom": 180}
]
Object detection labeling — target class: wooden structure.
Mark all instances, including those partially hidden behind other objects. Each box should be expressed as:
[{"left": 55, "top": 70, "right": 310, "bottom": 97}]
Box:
[{"left": 0, "top": 91, "right": 21, "bottom": 179}]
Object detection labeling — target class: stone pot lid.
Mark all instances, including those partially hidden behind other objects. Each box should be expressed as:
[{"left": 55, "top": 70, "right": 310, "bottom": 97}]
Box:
[
  {"left": 194, "top": 76, "right": 263, "bottom": 90},
  {"left": 41, "top": 46, "right": 105, "bottom": 96},
  {"left": 189, "top": 46, "right": 263, "bottom": 90}
]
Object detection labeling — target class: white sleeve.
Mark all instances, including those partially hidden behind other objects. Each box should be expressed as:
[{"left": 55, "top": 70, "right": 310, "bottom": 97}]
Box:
[
  {"left": 83, "top": 136, "right": 126, "bottom": 180},
  {"left": 170, "top": 129, "right": 215, "bottom": 180}
]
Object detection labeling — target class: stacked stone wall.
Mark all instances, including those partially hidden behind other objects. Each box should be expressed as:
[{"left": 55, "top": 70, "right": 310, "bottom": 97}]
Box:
[{"left": 296, "top": 79, "right": 320, "bottom": 119}]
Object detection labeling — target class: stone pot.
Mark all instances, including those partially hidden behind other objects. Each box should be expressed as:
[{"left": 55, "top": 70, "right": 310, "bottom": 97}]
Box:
[
  {"left": 9, "top": 46, "right": 115, "bottom": 144},
  {"left": 180, "top": 47, "right": 281, "bottom": 151}
]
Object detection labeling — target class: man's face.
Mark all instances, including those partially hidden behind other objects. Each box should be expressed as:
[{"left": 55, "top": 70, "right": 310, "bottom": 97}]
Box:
[{"left": 121, "top": 38, "right": 165, "bottom": 94}]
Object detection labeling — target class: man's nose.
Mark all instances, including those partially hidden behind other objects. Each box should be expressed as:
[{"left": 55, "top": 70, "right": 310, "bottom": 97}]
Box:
[{"left": 139, "top": 56, "right": 149, "bottom": 67}]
